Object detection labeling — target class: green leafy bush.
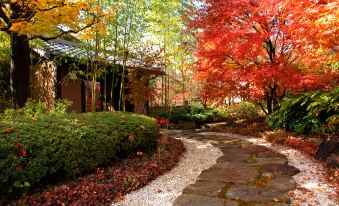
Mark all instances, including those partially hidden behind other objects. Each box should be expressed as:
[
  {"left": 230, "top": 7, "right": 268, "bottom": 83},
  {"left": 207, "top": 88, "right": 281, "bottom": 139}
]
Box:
[
  {"left": 267, "top": 87, "right": 339, "bottom": 134},
  {"left": 0, "top": 112, "right": 159, "bottom": 198},
  {"left": 149, "top": 105, "right": 228, "bottom": 124},
  {"left": 216, "top": 101, "right": 260, "bottom": 120},
  {"left": 1, "top": 99, "right": 71, "bottom": 121}
]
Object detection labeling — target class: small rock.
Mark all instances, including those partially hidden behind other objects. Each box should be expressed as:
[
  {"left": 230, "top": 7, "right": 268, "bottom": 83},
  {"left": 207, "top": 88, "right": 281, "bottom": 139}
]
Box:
[{"left": 326, "top": 154, "right": 339, "bottom": 168}]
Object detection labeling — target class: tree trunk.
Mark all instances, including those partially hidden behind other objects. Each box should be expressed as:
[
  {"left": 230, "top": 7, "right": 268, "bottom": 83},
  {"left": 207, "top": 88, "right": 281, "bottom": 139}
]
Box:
[{"left": 10, "top": 34, "right": 30, "bottom": 108}]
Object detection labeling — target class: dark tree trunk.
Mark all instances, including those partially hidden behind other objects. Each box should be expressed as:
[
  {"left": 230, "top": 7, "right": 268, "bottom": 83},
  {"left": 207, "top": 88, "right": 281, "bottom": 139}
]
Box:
[
  {"left": 10, "top": 34, "right": 30, "bottom": 108},
  {"left": 266, "top": 93, "right": 273, "bottom": 114},
  {"left": 266, "top": 84, "right": 278, "bottom": 114}
]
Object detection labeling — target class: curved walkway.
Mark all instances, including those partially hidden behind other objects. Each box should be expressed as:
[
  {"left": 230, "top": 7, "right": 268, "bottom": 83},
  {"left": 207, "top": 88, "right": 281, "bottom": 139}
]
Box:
[
  {"left": 113, "top": 130, "right": 337, "bottom": 206},
  {"left": 172, "top": 131, "right": 299, "bottom": 206}
]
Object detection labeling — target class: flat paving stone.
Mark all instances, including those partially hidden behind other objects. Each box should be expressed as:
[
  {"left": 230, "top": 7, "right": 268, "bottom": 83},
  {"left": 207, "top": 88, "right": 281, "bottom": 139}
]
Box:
[
  {"left": 267, "top": 177, "right": 297, "bottom": 192},
  {"left": 173, "top": 194, "right": 237, "bottom": 206},
  {"left": 260, "top": 163, "right": 300, "bottom": 177},
  {"left": 182, "top": 181, "right": 225, "bottom": 197},
  {"left": 256, "top": 157, "right": 288, "bottom": 165},
  {"left": 211, "top": 162, "right": 257, "bottom": 169},
  {"left": 226, "top": 185, "right": 290, "bottom": 203},
  {"left": 219, "top": 147, "right": 254, "bottom": 155},
  {"left": 256, "top": 150, "right": 286, "bottom": 158},
  {"left": 198, "top": 165, "right": 258, "bottom": 184},
  {"left": 217, "top": 153, "right": 251, "bottom": 162}
]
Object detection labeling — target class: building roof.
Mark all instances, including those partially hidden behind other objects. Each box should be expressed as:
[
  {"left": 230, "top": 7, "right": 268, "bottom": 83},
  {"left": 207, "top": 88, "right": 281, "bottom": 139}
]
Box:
[{"left": 40, "top": 39, "right": 164, "bottom": 74}]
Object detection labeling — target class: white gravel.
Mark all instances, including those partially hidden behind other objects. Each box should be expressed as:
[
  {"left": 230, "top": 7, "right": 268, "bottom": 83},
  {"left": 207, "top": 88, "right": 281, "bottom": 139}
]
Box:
[
  {"left": 246, "top": 136, "right": 338, "bottom": 206},
  {"left": 112, "top": 137, "right": 223, "bottom": 206}
]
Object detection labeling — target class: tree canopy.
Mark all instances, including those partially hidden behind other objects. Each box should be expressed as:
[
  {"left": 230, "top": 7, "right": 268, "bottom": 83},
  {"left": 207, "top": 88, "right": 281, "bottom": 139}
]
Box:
[{"left": 188, "top": 0, "right": 338, "bottom": 113}]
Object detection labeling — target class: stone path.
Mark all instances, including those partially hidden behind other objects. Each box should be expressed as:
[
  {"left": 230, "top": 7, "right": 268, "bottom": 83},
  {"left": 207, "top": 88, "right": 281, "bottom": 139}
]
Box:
[{"left": 170, "top": 131, "right": 299, "bottom": 206}]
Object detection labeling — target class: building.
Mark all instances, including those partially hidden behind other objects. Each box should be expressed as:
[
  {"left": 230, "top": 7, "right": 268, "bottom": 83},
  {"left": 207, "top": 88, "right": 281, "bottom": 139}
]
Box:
[{"left": 30, "top": 38, "right": 163, "bottom": 113}]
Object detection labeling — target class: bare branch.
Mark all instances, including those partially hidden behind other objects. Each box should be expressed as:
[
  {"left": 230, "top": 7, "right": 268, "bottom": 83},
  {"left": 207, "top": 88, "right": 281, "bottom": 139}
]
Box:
[
  {"left": 26, "top": 14, "right": 98, "bottom": 41},
  {"left": 35, "top": 3, "right": 66, "bottom": 12}
]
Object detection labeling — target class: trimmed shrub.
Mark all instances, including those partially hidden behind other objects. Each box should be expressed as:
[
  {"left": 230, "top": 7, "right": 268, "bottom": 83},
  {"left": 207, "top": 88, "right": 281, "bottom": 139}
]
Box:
[
  {"left": 267, "top": 87, "right": 339, "bottom": 134},
  {"left": 0, "top": 112, "right": 159, "bottom": 198}
]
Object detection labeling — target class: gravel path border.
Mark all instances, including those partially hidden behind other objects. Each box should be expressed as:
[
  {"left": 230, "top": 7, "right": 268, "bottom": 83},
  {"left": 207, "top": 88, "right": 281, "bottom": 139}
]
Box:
[{"left": 112, "top": 137, "right": 223, "bottom": 206}]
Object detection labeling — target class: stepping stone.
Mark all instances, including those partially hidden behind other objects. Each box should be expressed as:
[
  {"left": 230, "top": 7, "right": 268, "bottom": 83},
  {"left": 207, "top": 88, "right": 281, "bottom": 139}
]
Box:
[
  {"left": 173, "top": 194, "right": 237, "bottom": 206},
  {"left": 211, "top": 162, "right": 257, "bottom": 169},
  {"left": 226, "top": 185, "right": 290, "bottom": 203},
  {"left": 217, "top": 153, "right": 251, "bottom": 162},
  {"left": 198, "top": 164, "right": 258, "bottom": 184},
  {"left": 219, "top": 147, "right": 253, "bottom": 156},
  {"left": 260, "top": 163, "right": 300, "bottom": 177},
  {"left": 267, "top": 177, "right": 297, "bottom": 192},
  {"left": 244, "top": 144, "right": 269, "bottom": 152},
  {"left": 256, "top": 157, "right": 288, "bottom": 165},
  {"left": 182, "top": 181, "right": 225, "bottom": 197},
  {"left": 218, "top": 143, "right": 242, "bottom": 149},
  {"left": 256, "top": 150, "right": 285, "bottom": 158}
]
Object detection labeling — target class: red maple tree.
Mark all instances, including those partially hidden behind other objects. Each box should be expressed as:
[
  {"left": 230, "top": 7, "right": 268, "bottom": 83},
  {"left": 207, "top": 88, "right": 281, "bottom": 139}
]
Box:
[{"left": 188, "top": 0, "right": 338, "bottom": 113}]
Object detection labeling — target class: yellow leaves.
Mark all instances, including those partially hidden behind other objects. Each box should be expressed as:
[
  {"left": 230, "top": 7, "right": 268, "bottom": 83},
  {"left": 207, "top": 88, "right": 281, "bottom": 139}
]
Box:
[
  {"left": 3, "top": 0, "right": 116, "bottom": 38},
  {"left": 9, "top": 22, "right": 33, "bottom": 36}
]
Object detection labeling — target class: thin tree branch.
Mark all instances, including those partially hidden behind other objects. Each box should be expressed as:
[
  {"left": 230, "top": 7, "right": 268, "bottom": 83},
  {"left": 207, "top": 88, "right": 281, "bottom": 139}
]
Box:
[{"left": 26, "top": 16, "right": 97, "bottom": 41}]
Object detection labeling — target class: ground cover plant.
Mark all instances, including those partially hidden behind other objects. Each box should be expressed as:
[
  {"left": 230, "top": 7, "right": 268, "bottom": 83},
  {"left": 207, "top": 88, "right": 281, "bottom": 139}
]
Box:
[{"left": 0, "top": 111, "right": 159, "bottom": 200}]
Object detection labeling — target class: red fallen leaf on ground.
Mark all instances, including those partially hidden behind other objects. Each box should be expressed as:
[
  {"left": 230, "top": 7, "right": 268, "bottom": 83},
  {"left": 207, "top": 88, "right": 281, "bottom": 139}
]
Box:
[
  {"left": 299, "top": 196, "right": 307, "bottom": 202},
  {"left": 16, "top": 143, "right": 24, "bottom": 148},
  {"left": 128, "top": 135, "right": 135, "bottom": 142},
  {"left": 20, "top": 150, "right": 27, "bottom": 157},
  {"left": 4, "top": 127, "right": 14, "bottom": 133},
  {"left": 115, "top": 195, "right": 125, "bottom": 202}
]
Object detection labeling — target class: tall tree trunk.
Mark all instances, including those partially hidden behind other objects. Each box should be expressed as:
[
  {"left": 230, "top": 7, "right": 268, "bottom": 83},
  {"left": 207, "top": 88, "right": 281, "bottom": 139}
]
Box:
[
  {"left": 266, "top": 84, "right": 278, "bottom": 114},
  {"left": 10, "top": 34, "right": 30, "bottom": 108}
]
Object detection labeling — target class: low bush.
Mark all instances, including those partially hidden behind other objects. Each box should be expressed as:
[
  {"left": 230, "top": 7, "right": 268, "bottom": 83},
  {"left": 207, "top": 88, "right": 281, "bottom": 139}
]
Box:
[
  {"left": 0, "top": 112, "right": 159, "bottom": 199},
  {"left": 149, "top": 104, "right": 228, "bottom": 125},
  {"left": 267, "top": 87, "right": 339, "bottom": 134},
  {"left": 216, "top": 101, "right": 261, "bottom": 120},
  {"left": 1, "top": 99, "right": 72, "bottom": 121}
]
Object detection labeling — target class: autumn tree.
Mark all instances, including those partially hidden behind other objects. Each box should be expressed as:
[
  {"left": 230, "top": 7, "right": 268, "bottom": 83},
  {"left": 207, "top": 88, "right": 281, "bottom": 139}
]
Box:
[
  {"left": 0, "top": 0, "right": 107, "bottom": 108},
  {"left": 189, "top": 0, "right": 338, "bottom": 113}
]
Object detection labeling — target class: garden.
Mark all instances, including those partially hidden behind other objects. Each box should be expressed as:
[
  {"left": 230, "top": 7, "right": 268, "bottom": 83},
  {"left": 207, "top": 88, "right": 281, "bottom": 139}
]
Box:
[{"left": 0, "top": 0, "right": 338, "bottom": 206}]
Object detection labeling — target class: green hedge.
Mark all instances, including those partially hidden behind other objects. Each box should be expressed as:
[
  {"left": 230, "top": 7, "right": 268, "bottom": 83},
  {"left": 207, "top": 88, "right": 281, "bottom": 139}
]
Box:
[
  {"left": 0, "top": 112, "right": 159, "bottom": 198},
  {"left": 267, "top": 87, "right": 339, "bottom": 134}
]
